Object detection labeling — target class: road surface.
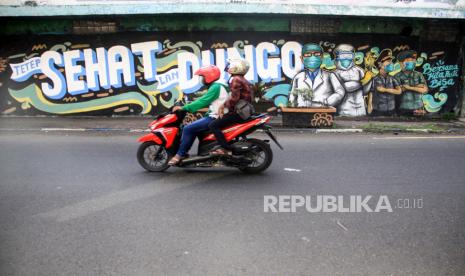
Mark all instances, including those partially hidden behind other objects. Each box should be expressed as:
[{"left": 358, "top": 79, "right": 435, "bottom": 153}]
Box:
[{"left": 1, "top": 132, "right": 464, "bottom": 275}]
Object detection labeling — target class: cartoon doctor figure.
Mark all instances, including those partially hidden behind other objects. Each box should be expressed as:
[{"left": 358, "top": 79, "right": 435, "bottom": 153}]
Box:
[
  {"left": 288, "top": 43, "right": 345, "bottom": 108},
  {"left": 333, "top": 44, "right": 367, "bottom": 116}
]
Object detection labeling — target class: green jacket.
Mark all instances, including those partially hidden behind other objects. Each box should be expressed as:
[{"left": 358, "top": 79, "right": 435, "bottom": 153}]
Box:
[{"left": 182, "top": 83, "right": 228, "bottom": 116}]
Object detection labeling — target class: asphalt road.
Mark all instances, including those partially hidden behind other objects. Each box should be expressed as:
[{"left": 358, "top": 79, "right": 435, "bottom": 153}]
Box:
[{"left": 1, "top": 132, "right": 465, "bottom": 276}]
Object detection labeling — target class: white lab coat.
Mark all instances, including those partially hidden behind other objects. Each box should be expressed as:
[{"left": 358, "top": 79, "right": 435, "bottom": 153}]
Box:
[
  {"left": 289, "top": 70, "right": 345, "bottom": 108},
  {"left": 334, "top": 65, "right": 367, "bottom": 116}
]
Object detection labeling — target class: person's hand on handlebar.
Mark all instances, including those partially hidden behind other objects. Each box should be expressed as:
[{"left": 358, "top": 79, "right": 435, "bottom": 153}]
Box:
[{"left": 172, "top": 106, "right": 183, "bottom": 112}]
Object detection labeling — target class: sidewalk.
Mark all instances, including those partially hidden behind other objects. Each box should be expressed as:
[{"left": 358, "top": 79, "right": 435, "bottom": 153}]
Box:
[
  {"left": 331, "top": 116, "right": 465, "bottom": 134},
  {"left": 1, "top": 115, "right": 465, "bottom": 134},
  {"left": 0, "top": 116, "right": 151, "bottom": 132}
]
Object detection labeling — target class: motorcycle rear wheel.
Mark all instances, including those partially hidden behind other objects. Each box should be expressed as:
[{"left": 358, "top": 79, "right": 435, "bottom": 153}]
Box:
[
  {"left": 238, "top": 138, "right": 273, "bottom": 174},
  {"left": 137, "top": 142, "right": 171, "bottom": 172}
]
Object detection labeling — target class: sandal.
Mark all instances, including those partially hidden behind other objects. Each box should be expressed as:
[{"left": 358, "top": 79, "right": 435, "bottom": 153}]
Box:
[{"left": 168, "top": 154, "right": 184, "bottom": 166}]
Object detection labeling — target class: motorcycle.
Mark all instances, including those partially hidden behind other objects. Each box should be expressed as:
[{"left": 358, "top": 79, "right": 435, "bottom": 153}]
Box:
[{"left": 137, "top": 108, "right": 283, "bottom": 173}]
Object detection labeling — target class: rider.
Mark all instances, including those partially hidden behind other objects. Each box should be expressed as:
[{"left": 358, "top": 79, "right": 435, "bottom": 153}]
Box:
[
  {"left": 209, "top": 59, "right": 253, "bottom": 155},
  {"left": 168, "top": 65, "right": 228, "bottom": 165}
]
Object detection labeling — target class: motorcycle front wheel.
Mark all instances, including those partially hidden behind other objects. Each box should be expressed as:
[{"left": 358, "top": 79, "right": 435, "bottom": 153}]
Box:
[
  {"left": 137, "top": 142, "right": 171, "bottom": 172},
  {"left": 238, "top": 138, "right": 273, "bottom": 174}
]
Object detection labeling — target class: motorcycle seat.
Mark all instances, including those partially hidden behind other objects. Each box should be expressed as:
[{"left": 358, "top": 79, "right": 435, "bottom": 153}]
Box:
[
  {"left": 193, "top": 113, "right": 267, "bottom": 138},
  {"left": 247, "top": 113, "right": 266, "bottom": 121}
]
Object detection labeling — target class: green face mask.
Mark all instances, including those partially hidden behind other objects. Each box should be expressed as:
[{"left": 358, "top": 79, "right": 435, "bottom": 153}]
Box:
[
  {"left": 384, "top": 63, "right": 394, "bottom": 73},
  {"left": 404, "top": 61, "right": 415, "bottom": 71},
  {"left": 303, "top": 56, "right": 322, "bottom": 70},
  {"left": 338, "top": 59, "right": 352, "bottom": 69}
]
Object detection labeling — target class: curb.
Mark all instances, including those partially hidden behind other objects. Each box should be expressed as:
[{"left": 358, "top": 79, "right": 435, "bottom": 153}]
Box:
[
  {"left": 316, "top": 129, "right": 363, "bottom": 133},
  {"left": 1, "top": 127, "right": 465, "bottom": 134},
  {"left": 0, "top": 127, "right": 150, "bottom": 133}
]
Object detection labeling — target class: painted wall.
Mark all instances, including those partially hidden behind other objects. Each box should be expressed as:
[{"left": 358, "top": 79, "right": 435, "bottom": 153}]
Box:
[
  {"left": 0, "top": 32, "right": 462, "bottom": 116},
  {"left": 2, "top": 0, "right": 465, "bottom": 19},
  {"left": 0, "top": 16, "right": 422, "bottom": 35}
]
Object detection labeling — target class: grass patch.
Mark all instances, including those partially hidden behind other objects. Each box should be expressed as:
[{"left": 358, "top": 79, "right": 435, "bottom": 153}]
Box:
[{"left": 358, "top": 123, "right": 447, "bottom": 133}]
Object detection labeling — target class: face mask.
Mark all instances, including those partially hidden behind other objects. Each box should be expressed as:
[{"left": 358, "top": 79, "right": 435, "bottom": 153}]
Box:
[
  {"left": 384, "top": 63, "right": 394, "bottom": 73},
  {"left": 338, "top": 59, "right": 352, "bottom": 69},
  {"left": 404, "top": 61, "right": 415, "bottom": 71},
  {"left": 303, "top": 56, "right": 322, "bottom": 70},
  {"left": 198, "top": 76, "right": 206, "bottom": 85}
]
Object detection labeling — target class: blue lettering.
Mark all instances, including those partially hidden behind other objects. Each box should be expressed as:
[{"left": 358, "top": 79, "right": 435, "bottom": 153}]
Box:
[{"left": 40, "top": 51, "right": 67, "bottom": 99}]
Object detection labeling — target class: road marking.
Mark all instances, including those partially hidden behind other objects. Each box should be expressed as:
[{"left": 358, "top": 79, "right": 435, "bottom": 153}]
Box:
[
  {"left": 129, "top": 128, "right": 150, "bottom": 133},
  {"left": 36, "top": 172, "right": 230, "bottom": 222},
  {"left": 336, "top": 220, "right": 349, "bottom": 232},
  {"left": 0, "top": 128, "right": 42, "bottom": 131},
  {"left": 41, "top": 128, "right": 86, "bottom": 132},
  {"left": 284, "top": 168, "right": 301, "bottom": 172},
  {"left": 0, "top": 127, "right": 150, "bottom": 133},
  {"left": 373, "top": 136, "right": 465, "bottom": 140}
]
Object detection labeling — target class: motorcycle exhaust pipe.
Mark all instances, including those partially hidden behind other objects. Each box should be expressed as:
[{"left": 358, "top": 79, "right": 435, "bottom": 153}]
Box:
[
  {"left": 180, "top": 154, "right": 252, "bottom": 167},
  {"left": 180, "top": 155, "right": 215, "bottom": 166}
]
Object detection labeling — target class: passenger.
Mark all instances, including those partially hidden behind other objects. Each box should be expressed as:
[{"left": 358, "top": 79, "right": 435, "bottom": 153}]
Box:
[
  {"left": 168, "top": 65, "right": 228, "bottom": 165},
  {"left": 209, "top": 59, "right": 253, "bottom": 155}
]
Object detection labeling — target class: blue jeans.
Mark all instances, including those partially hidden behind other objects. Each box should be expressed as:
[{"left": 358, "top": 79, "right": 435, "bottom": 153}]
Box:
[{"left": 177, "top": 116, "right": 214, "bottom": 157}]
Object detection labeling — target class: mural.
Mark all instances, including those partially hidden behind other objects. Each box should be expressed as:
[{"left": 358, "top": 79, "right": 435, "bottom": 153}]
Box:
[
  {"left": 272, "top": 41, "right": 460, "bottom": 117},
  {"left": 0, "top": 33, "right": 461, "bottom": 117}
]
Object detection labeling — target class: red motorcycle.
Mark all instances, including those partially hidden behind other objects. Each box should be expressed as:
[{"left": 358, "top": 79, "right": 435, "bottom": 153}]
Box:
[{"left": 137, "top": 109, "right": 282, "bottom": 173}]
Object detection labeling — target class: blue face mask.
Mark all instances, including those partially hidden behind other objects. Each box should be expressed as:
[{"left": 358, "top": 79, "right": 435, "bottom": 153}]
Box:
[
  {"left": 404, "top": 61, "right": 415, "bottom": 71},
  {"left": 338, "top": 59, "right": 352, "bottom": 69},
  {"left": 303, "top": 56, "right": 322, "bottom": 70},
  {"left": 384, "top": 63, "right": 394, "bottom": 73}
]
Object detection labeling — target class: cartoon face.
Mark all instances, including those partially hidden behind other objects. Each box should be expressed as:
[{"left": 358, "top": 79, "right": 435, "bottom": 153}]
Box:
[
  {"left": 301, "top": 51, "right": 322, "bottom": 70},
  {"left": 336, "top": 52, "right": 355, "bottom": 69},
  {"left": 402, "top": 57, "right": 416, "bottom": 71},
  {"left": 381, "top": 59, "right": 394, "bottom": 73}
]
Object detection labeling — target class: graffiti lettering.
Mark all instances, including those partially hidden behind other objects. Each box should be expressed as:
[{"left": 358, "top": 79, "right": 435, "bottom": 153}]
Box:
[
  {"left": 1, "top": 35, "right": 461, "bottom": 116},
  {"left": 131, "top": 41, "right": 163, "bottom": 82},
  {"left": 13, "top": 41, "right": 305, "bottom": 97},
  {"left": 33, "top": 42, "right": 162, "bottom": 96},
  {"left": 83, "top": 48, "right": 110, "bottom": 91},
  {"left": 422, "top": 61, "right": 459, "bottom": 91},
  {"left": 156, "top": 68, "right": 179, "bottom": 92},
  {"left": 256, "top": 42, "right": 282, "bottom": 82},
  {"left": 10, "top": 57, "right": 41, "bottom": 81}
]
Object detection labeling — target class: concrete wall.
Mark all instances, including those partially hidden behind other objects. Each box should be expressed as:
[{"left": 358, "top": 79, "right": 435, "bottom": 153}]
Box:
[
  {"left": 0, "top": 15, "right": 463, "bottom": 117},
  {"left": 2, "top": 0, "right": 465, "bottom": 19},
  {"left": 0, "top": 15, "right": 424, "bottom": 35}
]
